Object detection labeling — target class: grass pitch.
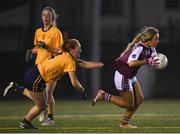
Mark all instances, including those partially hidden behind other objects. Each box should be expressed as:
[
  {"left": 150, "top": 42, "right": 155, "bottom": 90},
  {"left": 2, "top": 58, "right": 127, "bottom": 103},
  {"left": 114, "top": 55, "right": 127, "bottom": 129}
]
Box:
[{"left": 0, "top": 99, "right": 180, "bottom": 133}]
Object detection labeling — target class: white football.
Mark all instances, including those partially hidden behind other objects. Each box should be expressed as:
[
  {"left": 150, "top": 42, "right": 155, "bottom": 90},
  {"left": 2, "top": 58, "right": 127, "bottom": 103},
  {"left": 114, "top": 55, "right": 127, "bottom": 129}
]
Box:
[{"left": 154, "top": 53, "right": 168, "bottom": 69}]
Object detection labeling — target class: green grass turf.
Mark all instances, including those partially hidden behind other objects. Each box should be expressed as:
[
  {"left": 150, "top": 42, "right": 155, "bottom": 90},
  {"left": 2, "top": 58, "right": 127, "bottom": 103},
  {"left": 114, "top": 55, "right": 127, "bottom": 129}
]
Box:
[{"left": 0, "top": 99, "right": 180, "bottom": 133}]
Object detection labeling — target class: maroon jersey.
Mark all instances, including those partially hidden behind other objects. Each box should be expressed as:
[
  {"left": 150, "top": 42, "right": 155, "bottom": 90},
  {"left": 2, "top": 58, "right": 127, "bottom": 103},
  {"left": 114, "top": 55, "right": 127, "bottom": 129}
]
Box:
[{"left": 113, "top": 43, "right": 157, "bottom": 78}]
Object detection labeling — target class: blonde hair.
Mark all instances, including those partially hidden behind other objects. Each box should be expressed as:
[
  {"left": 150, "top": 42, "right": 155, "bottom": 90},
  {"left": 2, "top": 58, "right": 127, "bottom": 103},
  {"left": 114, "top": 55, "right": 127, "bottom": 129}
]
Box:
[
  {"left": 123, "top": 26, "right": 159, "bottom": 53},
  {"left": 42, "top": 7, "right": 57, "bottom": 26}
]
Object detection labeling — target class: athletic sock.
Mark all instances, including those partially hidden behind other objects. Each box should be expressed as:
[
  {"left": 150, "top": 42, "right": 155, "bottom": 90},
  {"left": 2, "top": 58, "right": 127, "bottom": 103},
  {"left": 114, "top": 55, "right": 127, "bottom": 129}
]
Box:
[
  {"left": 15, "top": 84, "right": 25, "bottom": 94},
  {"left": 121, "top": 116, "right": 130, "bottom": 125},
  {"left": 48, "top": 114, "right": 54, "bottom": 119},
  {"left": 104, "top": 93, "right": 112, "bottom": 101},
  {"left": 23, "top": 118, "right": 31, "bottom": 124}
]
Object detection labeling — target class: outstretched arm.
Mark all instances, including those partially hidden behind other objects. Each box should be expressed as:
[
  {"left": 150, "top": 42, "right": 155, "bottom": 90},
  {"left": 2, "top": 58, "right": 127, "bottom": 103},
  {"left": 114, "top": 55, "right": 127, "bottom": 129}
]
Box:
[
  {"left": 77, "top": 59, "right": 104, "bottom": 69},
  {"left": 68, "top": 71, "right": 87, "bottom": 100}
]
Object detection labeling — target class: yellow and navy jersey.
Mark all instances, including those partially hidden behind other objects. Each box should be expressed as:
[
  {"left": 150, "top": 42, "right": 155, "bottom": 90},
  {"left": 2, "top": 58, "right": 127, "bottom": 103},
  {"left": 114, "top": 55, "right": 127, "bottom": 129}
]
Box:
[
  {"left": 37, "top": 52, "right": 76, "bottom": 83},
  {"left": 34, "top": 25, "right": 63, "bottom": 65}
]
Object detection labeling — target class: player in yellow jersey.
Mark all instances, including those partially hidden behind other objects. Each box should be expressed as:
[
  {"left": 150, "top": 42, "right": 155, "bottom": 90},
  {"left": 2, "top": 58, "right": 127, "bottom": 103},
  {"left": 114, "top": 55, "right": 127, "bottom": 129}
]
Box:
[
  {"left": 25, "top": 7, "right": 64, "bottom": 125},
  {"left": 3, "top": 39, "right": 104, "bottom": 129}
]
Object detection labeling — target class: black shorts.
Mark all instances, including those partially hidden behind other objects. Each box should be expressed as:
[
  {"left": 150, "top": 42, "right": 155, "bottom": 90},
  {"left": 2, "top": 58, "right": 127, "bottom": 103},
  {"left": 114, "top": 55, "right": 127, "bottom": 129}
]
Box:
[{"left": 23, "top": 66, "right": 46, "bottom": 92}]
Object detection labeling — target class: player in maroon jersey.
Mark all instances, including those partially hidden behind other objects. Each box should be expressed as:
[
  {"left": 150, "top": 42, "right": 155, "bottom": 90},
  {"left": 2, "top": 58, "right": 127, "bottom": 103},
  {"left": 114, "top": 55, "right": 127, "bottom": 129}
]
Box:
[{"left": 92, "top": 26, "right": 160, "bottom": 128}]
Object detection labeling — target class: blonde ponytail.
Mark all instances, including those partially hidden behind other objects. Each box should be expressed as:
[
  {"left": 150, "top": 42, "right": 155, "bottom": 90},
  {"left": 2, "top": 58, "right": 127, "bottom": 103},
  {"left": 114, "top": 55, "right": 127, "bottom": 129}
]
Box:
[
  {"left": 122, "top": 26, "right": 159, "bottom": 54},
  {"left": 122, "top": 33, "right": 141, "bottom": 54}
]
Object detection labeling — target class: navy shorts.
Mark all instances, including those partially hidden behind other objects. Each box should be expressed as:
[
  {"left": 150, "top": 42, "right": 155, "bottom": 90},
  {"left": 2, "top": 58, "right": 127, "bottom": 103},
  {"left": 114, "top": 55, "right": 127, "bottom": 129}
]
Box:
[{"left": 23, "top": 66, "right": 46, "bottom": 92}]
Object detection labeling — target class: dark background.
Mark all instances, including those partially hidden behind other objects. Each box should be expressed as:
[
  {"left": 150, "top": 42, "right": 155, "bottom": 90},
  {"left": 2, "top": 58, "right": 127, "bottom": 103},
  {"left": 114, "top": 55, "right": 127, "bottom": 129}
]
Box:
[{"left": 0, "top": 0, "right": 179, "bottom": 99}]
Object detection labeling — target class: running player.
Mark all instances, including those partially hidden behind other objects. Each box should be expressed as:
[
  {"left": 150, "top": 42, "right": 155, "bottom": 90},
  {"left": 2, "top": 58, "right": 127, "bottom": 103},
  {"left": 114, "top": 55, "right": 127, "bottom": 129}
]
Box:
[{"left": 92, "top": 26, "right": 160, "bottom": 128}]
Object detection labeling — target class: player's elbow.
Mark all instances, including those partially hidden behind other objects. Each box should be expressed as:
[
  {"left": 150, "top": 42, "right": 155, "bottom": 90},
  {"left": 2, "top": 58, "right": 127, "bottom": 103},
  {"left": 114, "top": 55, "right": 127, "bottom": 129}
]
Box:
[
  {"left": 128, "top": 61, "right": 140, "bottom": 68},
  {"left": 128, "top": 62, "right": 135, "bottom": 68}
]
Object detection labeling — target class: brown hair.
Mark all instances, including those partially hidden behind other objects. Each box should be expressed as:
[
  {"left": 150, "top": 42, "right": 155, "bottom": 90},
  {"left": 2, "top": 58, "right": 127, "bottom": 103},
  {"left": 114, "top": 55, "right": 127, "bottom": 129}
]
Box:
[
  {"left": 122, "top": 26, "right": 159, "bottom": 54},
  {"left": 61, "top": 39, "right": 79, "bottom": 52},
  {"left": 42, "top": 7, "right": 57, "bottom": 26}
]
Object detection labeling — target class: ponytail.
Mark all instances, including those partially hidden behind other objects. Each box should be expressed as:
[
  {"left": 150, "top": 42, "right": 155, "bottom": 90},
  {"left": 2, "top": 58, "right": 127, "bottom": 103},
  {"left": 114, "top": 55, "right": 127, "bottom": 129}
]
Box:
[
  {"left": 122, "top": 26, "right": 159, "bottom": 54},
  {"left": 122, "top": 33, "right": 141, "bottom": 54}
]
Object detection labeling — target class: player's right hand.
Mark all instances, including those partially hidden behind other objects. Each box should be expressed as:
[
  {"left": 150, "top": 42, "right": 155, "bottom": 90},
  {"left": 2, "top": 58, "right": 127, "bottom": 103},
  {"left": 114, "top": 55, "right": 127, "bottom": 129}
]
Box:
[{"left": 37, "top": 41, "right": 49, "bottom": 49}]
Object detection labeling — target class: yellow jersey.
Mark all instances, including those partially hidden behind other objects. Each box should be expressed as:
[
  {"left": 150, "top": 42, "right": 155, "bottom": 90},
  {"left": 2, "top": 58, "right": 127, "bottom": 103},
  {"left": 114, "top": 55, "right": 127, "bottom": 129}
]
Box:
[
  {"left": 34, "top": 26, "right": 63, "bottom": 64},
  {"left": 37, "top": 52, "right": 76, "bottom": 83}
]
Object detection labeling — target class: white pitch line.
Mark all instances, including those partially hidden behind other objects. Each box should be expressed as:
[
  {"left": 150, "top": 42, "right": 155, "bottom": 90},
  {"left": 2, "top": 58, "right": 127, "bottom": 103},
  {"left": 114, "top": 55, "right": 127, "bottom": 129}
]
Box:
[
  {"left": 1, "top": 126, "right": 180, "bottom": 130},
  {"left": 0, "top": 114, "right": 180, "bottom": 119}
]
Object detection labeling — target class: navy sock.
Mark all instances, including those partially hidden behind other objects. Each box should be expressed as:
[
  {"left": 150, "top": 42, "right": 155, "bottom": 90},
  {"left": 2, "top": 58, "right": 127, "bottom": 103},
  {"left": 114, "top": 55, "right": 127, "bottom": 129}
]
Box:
[
  {"left": 15, "top": 84, "right": 25, "bottom": 94},
  {"left": 23, "top": 118, "right": 31, "bottom": 124},
  {"left": 48, "top": 114, "right": 54, "bottom": 119}
]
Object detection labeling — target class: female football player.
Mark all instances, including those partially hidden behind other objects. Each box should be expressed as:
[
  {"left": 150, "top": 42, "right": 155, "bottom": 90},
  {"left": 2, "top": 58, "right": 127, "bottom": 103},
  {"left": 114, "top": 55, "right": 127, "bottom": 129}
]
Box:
[
  {"left": 25, "top": 7, "right": 64, "bottom": 125},
  {"left": 92, "top": 26, "right": 160, "bottom": 128},
  {"left": 4, "top": 39, "right": 104, "bottom": 129}
]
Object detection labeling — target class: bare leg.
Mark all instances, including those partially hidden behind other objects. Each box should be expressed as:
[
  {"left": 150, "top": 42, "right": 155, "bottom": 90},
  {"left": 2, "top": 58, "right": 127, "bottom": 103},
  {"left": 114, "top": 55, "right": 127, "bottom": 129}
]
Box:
[
  {"left": 124, "top": 81, "right": 144, "bottom": 119},
  {"left": 119, "top": 81, "right": 144, "bottom": 128},
  {"left": 109, "top": 91, "right": 134, "bottom": 109},
  {"left": 93, "top": 82, "right": 143, "bottom": 128},
  {"left": 25, "top": 89, "right": 47, "bottom": 121},
  {"left": 46, "top": 81, "right": 57, "bottom": 116},
  {"left": 40, "top": 81, "right": 57, "bottom": 126}
]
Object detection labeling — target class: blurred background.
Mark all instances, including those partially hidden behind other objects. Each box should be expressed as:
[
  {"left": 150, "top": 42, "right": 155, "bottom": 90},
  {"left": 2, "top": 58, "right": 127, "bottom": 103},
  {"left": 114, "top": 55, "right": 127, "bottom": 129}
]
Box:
[{"left": 0, "top": 0, "right": 179, "bottom": 100}]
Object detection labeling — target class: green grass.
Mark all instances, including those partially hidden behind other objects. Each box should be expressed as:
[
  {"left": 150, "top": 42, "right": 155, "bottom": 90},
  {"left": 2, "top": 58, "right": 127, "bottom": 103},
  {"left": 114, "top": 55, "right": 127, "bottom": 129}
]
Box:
[{"left": 0, "top": 99, "right": 180, "bottom": 133}]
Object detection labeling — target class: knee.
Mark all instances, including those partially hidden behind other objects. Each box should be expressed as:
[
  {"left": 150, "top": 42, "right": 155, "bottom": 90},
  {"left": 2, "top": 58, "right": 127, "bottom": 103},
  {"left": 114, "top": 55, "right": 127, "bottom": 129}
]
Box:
[
  {"left": 46, "top": 89, "right": 53, "bottom": 99},
  {"left": 136, "top": 95, "right": 144, "bottom": 106},
  {"left": 47, "top": 93, "right": 54, "bottom": 101},
  {"left": 132, "top": 96, "right": 144, "bottom": 110},
  {"left": 42, "top": 105, "right": 48, "bottom": 111},
  {"left": 47, "top": 89, "right": 53, "bottom": 95},
  {"left": 47, "top": 89, "right": 54, "bottom": 97},
  {"left": 125, "top": 101, "right": 134, "bottom": 109},
  {"left": 43, "top": 105, "right": 48, "bottom": 111},
  {"left": 38, "top": 103, "right": 48, "bottom": 112}
]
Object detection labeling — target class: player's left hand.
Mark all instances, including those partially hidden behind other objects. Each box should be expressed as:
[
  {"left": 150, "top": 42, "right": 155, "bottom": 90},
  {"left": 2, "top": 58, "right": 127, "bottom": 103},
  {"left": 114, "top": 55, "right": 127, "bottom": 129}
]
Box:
[
  {"left": 25, "top": 49, "right": 33, "bottom": 62},
  {"left": 81, "top": 91, "right": 87, "bottom": 100},
  {"left": 37, "top": 41, "right": 49, "bottom": 49},
  {"left": 147, "top": 56, "right": 159, "bottom": 67}
]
